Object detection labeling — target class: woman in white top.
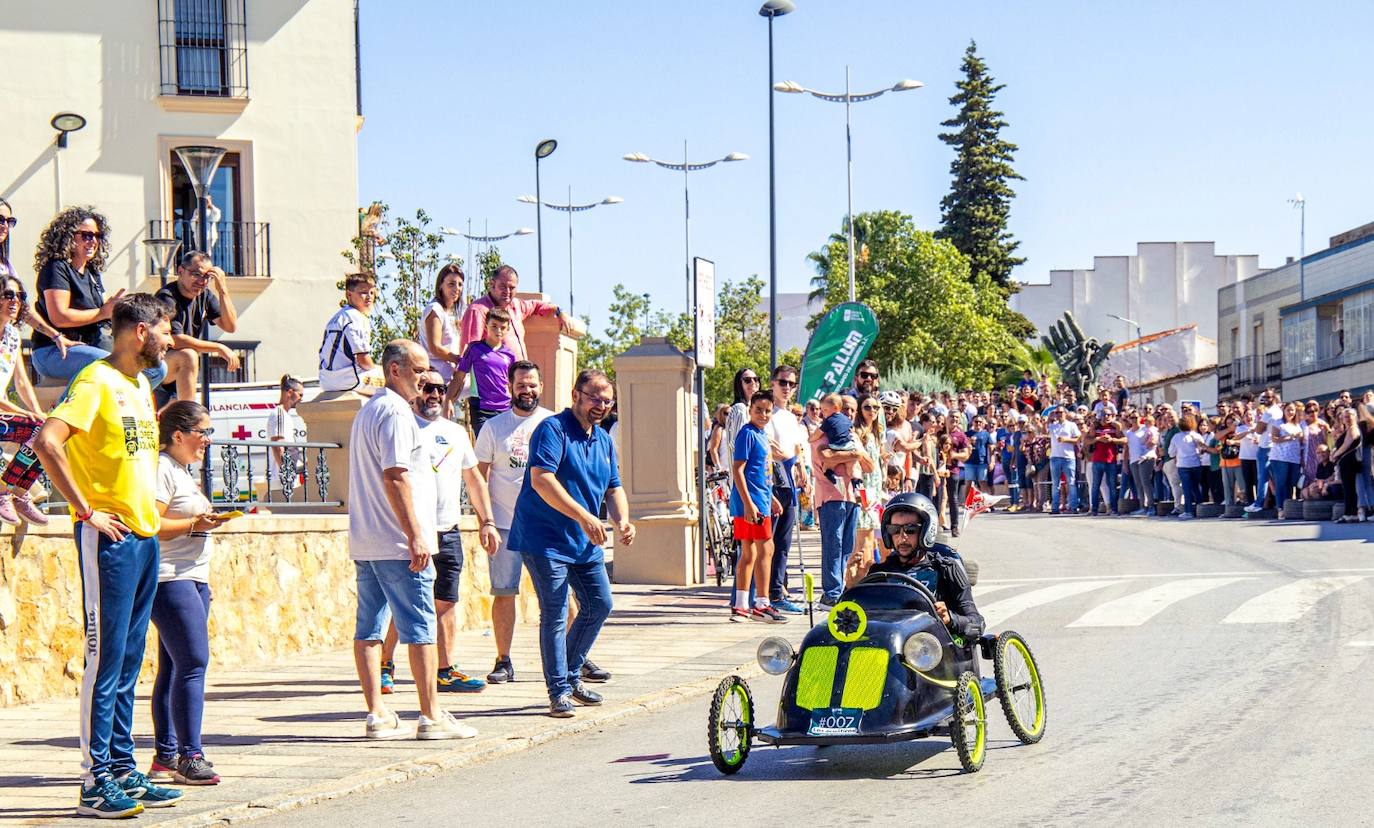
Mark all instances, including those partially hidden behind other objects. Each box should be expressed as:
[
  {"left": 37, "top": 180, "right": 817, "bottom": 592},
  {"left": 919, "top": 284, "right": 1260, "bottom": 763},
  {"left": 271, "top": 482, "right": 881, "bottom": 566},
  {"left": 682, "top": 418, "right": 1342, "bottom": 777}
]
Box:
[
  {"left": 1124, "top": 409, "right": 1158, "bottom": 513},
  {"left": 1267, "top": 402, "right": 1305, "bottom": 508},
  {"left": 148, "top": 401, "right": 235, "bottom": 786},
  {"left": 417, "top": 264, "right": 464, "bottom": 416},
  {"left": 1169, "top": 414, "right": 1208, "bottom": 519}
]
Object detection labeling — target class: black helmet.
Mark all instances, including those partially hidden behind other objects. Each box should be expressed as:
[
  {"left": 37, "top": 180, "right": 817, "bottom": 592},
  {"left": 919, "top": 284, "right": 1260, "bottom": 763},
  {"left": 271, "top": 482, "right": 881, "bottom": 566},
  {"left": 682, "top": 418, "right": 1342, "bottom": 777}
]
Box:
[{"left": 880, "top": 492, "right": 939, "bottom": 552}]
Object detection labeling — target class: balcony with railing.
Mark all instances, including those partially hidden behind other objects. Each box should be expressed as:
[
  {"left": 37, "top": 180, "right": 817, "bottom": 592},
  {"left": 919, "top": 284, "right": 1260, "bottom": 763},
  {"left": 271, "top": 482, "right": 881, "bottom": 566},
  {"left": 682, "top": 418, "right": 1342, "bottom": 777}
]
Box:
[
  {"left": 1217, "top": 351, "right": 1283, "bottom": 398},
  {"left": 149, "top": 219, "right": 270, "bottom": 278}
]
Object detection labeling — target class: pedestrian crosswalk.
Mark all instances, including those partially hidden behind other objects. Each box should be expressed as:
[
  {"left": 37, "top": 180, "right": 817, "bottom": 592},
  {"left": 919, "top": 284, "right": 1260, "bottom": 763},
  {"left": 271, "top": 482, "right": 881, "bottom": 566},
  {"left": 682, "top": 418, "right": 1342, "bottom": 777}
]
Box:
[{"left": 972, "top": 573, "right": 1372, "bottom": 630}]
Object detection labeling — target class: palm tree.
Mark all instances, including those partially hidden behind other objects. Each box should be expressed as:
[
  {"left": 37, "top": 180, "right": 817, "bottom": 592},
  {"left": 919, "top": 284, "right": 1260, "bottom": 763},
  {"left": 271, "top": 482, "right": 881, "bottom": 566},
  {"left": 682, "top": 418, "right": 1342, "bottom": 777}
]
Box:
[{"left": 807, "top": 214, "right": 876, "bottom": 301}]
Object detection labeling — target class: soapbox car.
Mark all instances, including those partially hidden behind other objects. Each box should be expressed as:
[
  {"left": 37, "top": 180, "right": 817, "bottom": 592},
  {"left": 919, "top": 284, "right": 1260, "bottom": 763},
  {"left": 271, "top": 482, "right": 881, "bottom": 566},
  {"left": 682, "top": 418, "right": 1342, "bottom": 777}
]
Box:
[{"left": 706, "top": 570, "right": 1046, "bottom": 774}]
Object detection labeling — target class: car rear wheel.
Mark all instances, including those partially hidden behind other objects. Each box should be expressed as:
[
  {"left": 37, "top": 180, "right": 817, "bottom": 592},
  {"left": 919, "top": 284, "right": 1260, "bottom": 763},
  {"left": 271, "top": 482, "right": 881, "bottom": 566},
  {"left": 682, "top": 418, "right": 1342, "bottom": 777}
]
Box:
[
  {"left": 950, "top": 671, "right": 986, "bottom": 773},
  {"left": 707, "top": 675, "right": 754, "bottom": 774},
  {"left": 994, "top": 630, "right": 1047, "bottom": 744}
]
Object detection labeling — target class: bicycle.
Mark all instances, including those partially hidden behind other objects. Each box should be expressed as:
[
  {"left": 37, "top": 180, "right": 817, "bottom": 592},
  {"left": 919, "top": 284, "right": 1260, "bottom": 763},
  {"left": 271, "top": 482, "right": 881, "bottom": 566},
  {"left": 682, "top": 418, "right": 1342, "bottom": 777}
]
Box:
[{"left": 703, "top": 470, "right": 738, "bottom": 587}]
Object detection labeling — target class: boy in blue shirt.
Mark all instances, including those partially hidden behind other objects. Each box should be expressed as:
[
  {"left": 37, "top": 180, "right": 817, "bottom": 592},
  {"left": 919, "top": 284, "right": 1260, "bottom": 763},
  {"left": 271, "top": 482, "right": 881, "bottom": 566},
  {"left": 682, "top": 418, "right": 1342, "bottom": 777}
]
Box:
[{"left": 730, "top": 391, "right": 785, "bottom": 624}]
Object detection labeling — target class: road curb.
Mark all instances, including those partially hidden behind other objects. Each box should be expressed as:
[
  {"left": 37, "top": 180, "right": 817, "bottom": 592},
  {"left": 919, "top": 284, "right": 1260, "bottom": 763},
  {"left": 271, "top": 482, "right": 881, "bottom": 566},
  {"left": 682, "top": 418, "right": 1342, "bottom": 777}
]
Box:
[{"left": 152, "top": 659, "right": 765, "bottom": 828}]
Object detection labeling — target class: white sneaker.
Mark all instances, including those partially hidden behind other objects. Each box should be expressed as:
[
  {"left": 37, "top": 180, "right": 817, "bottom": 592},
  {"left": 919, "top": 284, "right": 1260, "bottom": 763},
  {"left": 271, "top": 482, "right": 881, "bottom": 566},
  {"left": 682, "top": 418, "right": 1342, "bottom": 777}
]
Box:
[
  {"left": 365, "top": 710, "right": 409, "bottom": 740},
  {"left": 1242, "top": 503, "right": 1260, "bottom": 513},
  {"left": 1177, "top": 513, "right": 1194, "bottom": 521},
  {"left": 416, "top": 711, "right": 478, "bottom": 740}
]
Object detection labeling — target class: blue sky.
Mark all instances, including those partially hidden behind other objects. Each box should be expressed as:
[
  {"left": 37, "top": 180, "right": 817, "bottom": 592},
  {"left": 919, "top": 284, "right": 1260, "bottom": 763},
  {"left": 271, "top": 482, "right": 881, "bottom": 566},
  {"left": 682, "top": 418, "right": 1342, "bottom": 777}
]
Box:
[{"left": 358, "top": 1, "right": 1374, "bottom": 329}]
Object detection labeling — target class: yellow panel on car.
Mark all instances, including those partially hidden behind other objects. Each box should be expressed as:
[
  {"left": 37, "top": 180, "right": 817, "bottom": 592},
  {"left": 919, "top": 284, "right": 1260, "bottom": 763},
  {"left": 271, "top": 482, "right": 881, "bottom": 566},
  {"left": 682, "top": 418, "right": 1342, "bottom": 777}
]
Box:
[
  {"left": 840, "top": 647, "right": 890, "bottom": 710},
  {"left": 794, "top": 646, "right": 838, "bottom": 710}
]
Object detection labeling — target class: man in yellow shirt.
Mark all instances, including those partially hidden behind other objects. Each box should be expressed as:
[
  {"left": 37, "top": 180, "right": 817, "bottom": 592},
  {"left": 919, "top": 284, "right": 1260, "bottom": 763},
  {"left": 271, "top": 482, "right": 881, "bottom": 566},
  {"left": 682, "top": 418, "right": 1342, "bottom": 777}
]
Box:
[{"left": 34, "top": 293, "right": 183, "bottom": 819}]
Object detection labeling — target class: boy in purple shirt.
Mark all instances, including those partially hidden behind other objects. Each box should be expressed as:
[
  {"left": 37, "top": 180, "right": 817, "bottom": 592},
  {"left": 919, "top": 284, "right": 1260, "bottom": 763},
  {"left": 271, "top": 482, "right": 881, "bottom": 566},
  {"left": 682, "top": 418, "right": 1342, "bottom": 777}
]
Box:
[{"left": 455, "top": 308, "right": 518, "bottom": 436}]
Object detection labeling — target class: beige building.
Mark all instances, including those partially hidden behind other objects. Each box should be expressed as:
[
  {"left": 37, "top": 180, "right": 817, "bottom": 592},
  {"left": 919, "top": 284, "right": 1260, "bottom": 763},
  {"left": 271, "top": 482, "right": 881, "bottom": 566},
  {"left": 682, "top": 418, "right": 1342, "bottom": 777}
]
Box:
[
  {"left": 1216, "top": 260, "right": 1298, "bottom": 400},
  {"left": 0, "top": 0, "right": 361, "bottom": 382}
]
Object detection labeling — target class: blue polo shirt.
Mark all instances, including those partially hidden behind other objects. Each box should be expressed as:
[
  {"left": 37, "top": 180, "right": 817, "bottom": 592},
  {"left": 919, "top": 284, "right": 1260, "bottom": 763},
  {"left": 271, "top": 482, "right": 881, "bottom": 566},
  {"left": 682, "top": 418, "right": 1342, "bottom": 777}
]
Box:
[
  {"left": 508, "top": 408, "right": 621, "bottom": 564},
  {"left": 728, "top": 422, "right": 771, "bottom": 517}
]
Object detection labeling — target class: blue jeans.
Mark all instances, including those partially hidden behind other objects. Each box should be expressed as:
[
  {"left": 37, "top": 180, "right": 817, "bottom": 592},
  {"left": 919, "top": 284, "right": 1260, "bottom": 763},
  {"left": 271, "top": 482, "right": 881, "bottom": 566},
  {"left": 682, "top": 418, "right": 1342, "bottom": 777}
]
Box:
[
  {"left": 1091, "top": 461, "right": 1119, "bottom": 514},
  {"left": 31, "top": 343, "right": 168, "bottom": 388},
  {"left": 150, "top": 580, "right": 211, "bottom": 760},
  {"left": 817, "top": 500, "right": 859, "bottom": 604},
  {"left": 1177, "top": 465, "right": 1203, "bottom": 516},
  {"left": 769, "top": 485, "right": 796, "bottom": 602},
  {"left": 1251, "top": 447, "right": 1271, "bottom": 507},
  {"left": 520, "top": 552, "right": 613, "bottom": 702},
  {"left": 1049, "top": 457, "right": 1078, "bottom": 513},
  {"left": 1268, "top": 460, "right": 1300, "bottom": 507}
]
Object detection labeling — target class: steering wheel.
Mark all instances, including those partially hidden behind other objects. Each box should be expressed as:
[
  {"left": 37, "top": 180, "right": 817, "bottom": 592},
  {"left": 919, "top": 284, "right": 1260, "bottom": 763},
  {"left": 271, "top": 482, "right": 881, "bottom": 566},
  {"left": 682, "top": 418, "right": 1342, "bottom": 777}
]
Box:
[{"left": 857, "top": 570, "right": 938, "bottom": 602}]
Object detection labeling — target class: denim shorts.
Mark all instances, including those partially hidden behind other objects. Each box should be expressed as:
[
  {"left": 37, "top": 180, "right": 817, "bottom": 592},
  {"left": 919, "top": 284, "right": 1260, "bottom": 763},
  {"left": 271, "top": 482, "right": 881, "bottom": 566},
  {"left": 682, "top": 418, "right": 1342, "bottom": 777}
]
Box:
[
  {"left": 962, "top": 463, "right": 987, "bottom": 483},
  {"left": 488, "top": 529, "right": 523, "bottom": 596},
  {"left": 354, "top": 559, "right": 436, "bottom": 645},
  {"left": 433, "top": 527, "right": 463, "bottom": 604}
]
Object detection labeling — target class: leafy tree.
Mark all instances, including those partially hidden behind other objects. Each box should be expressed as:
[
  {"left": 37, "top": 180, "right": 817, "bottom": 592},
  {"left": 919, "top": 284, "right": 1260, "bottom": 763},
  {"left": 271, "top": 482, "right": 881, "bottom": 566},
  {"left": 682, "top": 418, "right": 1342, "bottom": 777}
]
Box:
[
  {"left": 937, "top": 40, "right": 1025, "bottom": 292},
  {"left": 808, "top": 210, "right": 1020, "bottom": 389}
]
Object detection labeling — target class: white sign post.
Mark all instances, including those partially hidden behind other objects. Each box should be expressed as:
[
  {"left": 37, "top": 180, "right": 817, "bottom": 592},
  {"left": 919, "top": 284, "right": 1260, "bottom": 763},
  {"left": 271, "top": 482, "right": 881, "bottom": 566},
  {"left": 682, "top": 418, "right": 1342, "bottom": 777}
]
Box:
[{"left": 694, "top": 257, "right": 716, "bottom": 369}]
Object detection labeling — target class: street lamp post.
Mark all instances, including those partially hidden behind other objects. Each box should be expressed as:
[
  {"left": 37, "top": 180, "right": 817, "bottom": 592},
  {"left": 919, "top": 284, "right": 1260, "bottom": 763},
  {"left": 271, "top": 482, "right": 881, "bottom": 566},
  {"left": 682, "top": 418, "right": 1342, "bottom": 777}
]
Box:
[
  {"left": 173, "top": 145, "right": 228, "bottom": 498},
  {"left": 143, "top": 237, "right": 182, "bottom": 289},
  {"left": 758, "top": 0, "right": 794, "bottom": 371},
  {"left": 623, "top": 146, "right": 747, "bottom": 316},
  {"left": 439, "top": 225, "right": 534, "bottom": 301},
  {"left": 775, "top": 72, "right": 922, "bottom": 301},
  {"left": 1107, "top": 313, "right": 1144, "bottom": 406},
  {"left": 533, "top": 140, "right": 558, "bottom": 294},
  {"left": 1289, "top": 193, "right": 1306, "bottom": 301},
  {"left": 518, "top": 190, "right": 623, "bottom": 316}
]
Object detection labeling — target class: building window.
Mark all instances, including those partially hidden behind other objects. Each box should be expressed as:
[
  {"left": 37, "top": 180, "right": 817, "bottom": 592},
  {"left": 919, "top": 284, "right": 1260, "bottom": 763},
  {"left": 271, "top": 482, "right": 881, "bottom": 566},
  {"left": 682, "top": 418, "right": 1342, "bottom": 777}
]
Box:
[
  {"left": 207, "top": 341, "right": 258, "bottom": 384},
  {"left": 151, "top": 150, "right": 271, "bottom": 278},
  {"left": 1343, "top": 289, "right": 1374, "bottom": 362},
  {"left": 1282, "top": 309, "right": 1316, "bottom": 378},
  {"left": 158, "top": 0, "right": 249, "bottom": 98}
]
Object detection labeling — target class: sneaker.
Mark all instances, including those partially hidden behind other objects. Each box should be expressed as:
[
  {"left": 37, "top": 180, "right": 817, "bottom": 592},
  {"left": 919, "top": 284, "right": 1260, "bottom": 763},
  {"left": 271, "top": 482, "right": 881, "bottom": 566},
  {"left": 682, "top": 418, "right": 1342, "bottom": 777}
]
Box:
[
  {"left": 0, "top": 493, "right": 18, "bottom": 526},
  {"left": 415, "top": 711, "right": 478, "bottom": 740},
  {"left": 173, "top": 754, "right": 219, "bottom": 786},
  {"left": 1177, "top": 513, "right": 1194, "bottom": 521},
  {"left": 77, "top": 778, "right": 143, "bottom": 819},
  {"left": 816, "top": 601, "right": 835, "bottom": 615},
  {"left": 12, "top": 492, "right": 49, "bottom": 525},
  {"left": 116, "top": 769, "right": 182, "bottom": 808},
  {"left": 437, "top": 667, "right": 486, "bottom": 693},
  {"left": 773, "top": 598, "right": 804, "bottom": 615},
  {"left": 365, "top": 710, "right": 409, "bottom": 740},
  {"left": 549, "top": 695, "right": 576, "bottom": 718},
  {"left": 1243, "top": 503, "right": 1261, "bottom": 513},
  {"left": 729, "top": 607, "right": 751, "bottom": 622},
  {"left": 487, "top": 657, "right": 515, "bottom": 684},
  {"left": 750, "top": 606, "right": 788, "bottom": 624},
  {"left": 147, "top": 756, "right": 177, "bottom": 782},
  {"left": 570, "top": 682, "right": 603, "bottom": 706},
  {"left": 380, "top": 660, "right": 395, "bottom": 695},
  {"left": 580, "top": 660, "right": 611, "bottom": 683}
]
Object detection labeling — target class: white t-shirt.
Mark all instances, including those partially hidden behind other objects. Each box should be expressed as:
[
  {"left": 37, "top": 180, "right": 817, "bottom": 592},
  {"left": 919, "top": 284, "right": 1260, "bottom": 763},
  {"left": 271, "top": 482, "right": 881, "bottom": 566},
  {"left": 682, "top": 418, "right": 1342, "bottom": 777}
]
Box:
[
  {"left": 884, "top": 421, "right": 914, "bottom": 477},
  {"left": 0, "top": 325, "right": 20, "bottom": 393},
  {"left": 766, "top": 406, "right": 806, "bottom": 462},
  {"left": 1258, "top": 404, "right": 1283, "bottom": 449},
  {"left": 474, "top": 406, "right": 554, "bottom": 530},
  {"left": 1093, "top": 401, "right": 1118, "bottom": 417},
  {"left": 416, "top": 301, "right": 460, "bottom": 382},
  {"left": 1236, "top": 423, "right": 1259, "bottom": 461},
  {"left": 266, "top": 404, "right": 304, "bottom": 484},
  {"left": 1048, "top": 421, "right": 1081, "bottom": 460},
  {"left": 1126, "top": 425, "right": 1157, "bottom": 461},
  {"left": 1170, "top": 430, "right": 1206, "bottom": 468},
  {"left": 347, "top": 388, "right": 436, "bottom": 561},
  {"left": 319, "top": 306, "right": 373, "bottom": 392},
  {"left": 156, "top": 453, "right": 213, "bottom": 583},
  {"left": 417, "top": 413, "right": 476, "bottom": 532}
]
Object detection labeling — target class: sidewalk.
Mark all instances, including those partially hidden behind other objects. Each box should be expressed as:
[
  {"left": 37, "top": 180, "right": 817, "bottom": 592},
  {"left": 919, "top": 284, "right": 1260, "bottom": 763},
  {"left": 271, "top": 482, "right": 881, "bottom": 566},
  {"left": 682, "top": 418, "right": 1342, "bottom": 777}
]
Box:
[{"left": 0, "top": 581, "right": 810, "bottom": 826}]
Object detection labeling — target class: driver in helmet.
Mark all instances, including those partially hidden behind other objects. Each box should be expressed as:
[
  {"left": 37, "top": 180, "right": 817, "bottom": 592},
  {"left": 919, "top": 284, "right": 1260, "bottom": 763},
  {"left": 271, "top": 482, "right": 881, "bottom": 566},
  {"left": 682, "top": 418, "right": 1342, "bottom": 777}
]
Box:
[{"left": 869, "top": 492, "right": 984, "bottom": 641}]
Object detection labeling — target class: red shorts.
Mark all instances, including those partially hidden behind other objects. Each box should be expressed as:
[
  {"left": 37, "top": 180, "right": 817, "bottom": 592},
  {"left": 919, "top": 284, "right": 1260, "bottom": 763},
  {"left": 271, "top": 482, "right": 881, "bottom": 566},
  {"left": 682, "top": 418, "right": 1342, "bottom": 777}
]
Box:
[{"left": 733, "top": 516, "right": 773, "bottom": 541}]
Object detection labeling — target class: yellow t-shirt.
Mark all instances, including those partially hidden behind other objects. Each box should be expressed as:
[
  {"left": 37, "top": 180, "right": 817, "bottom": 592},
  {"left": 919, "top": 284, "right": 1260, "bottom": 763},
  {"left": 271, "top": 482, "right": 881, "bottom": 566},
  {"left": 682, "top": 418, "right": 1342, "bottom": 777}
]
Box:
[{"left": 48, "top": 360, "right": 161, "bottom": 537}]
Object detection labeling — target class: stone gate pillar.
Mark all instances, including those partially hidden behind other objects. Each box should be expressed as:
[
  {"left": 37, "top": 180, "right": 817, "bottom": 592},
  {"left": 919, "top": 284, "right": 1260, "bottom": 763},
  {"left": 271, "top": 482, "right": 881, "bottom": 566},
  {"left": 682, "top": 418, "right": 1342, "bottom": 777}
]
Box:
[
  {"left": 612, "top": 337, "right": 698, "bottom": 585},
  {"left": 518, "top": 291, "right": 584, "bottom": 411}
]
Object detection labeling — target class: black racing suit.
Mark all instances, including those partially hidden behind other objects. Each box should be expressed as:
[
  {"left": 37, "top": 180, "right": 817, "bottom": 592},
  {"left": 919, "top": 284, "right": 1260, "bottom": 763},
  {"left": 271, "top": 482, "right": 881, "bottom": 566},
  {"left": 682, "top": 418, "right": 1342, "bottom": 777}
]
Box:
[{"left": 869, "top": 543, "right": 985, "bottom": 641}]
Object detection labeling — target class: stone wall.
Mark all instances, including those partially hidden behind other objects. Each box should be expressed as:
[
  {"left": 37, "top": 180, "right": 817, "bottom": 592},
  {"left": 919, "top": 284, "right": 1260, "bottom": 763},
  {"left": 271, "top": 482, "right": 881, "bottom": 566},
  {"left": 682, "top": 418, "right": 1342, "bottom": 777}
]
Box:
[{"left": 0, "top": 514, "right": 537, "bottom": 707}]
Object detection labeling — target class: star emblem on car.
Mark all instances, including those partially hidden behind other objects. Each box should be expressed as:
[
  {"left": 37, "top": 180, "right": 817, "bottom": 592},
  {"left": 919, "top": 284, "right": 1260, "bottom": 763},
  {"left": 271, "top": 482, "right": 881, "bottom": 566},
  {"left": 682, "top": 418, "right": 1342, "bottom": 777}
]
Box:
[{"left": 833, "top": 607, "right": 861, "bottom": 636}]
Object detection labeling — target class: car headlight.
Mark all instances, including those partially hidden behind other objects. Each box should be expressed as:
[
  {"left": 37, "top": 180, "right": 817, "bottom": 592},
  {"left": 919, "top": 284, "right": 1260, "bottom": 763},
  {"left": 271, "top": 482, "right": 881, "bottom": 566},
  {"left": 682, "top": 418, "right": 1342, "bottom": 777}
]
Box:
[
  {"left": 902, "top": 632, "right": 942, "bottom": 671},
  {"left": 756, "top": 636, "right": 795, "bottom": 675}
]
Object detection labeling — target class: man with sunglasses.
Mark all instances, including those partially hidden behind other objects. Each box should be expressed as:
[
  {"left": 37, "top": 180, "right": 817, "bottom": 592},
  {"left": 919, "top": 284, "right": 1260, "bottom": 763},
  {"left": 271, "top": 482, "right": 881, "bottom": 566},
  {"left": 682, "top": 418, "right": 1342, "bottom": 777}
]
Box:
[
  {"left": 869, "top": 493, "right": 983, "bottom": 642},
  {"left": 509, "top": 369, "right": 634, "bottom": 718},
  {"left": 765, "top": 365, "right": 807, "bottom": 614},
  {"left": 155, "top": 251, "right": 241, "bottom": 404},
  {"left": 844, "top": 359, "right": 880, "bottom": 398}
]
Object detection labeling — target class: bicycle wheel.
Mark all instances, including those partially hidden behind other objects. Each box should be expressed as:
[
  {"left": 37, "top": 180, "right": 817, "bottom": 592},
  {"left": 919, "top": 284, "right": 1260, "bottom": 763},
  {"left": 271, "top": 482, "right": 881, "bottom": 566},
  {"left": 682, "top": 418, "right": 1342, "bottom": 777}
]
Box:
[
  {"left": 949, "top": 671, "right": 987, "bottom": 773},
  {"left": 993, "top": 631, "right": 1047, "bottom": 744},
  {"left": 707, "top": 675, "right": 753, "bottom": 774}
]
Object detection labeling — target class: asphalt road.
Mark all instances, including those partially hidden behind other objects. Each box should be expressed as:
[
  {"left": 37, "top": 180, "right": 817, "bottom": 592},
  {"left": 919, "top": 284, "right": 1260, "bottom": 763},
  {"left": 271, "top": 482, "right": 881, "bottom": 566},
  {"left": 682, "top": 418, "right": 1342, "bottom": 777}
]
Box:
[{"left": 252, "top": 515, "right": 1374, "bottom": 827}]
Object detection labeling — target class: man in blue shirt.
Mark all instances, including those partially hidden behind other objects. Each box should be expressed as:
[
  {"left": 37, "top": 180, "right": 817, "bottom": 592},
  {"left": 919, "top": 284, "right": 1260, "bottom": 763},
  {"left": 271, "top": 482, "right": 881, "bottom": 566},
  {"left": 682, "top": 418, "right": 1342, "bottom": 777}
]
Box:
[
  {"left": 509, "top": 369, "right": 635, "bottom": 718},
  {"left": 965, "top": 415, "right": 993, "bottom": 494}
]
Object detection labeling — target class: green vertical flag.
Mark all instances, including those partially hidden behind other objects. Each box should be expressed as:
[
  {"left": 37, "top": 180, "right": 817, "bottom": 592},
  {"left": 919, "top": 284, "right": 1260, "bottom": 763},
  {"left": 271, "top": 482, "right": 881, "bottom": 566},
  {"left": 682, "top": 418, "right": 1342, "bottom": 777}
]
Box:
[{"left": 798, "top": 302, "right": 880, "bottom": 403}]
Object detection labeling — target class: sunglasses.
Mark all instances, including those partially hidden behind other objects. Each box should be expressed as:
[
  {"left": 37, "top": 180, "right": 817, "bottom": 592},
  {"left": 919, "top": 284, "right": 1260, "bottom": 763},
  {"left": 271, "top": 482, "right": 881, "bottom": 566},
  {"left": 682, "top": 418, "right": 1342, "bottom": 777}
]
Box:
[
  {"left": 421, "top": 383, "right": 447, "bottom": 395},
  {"left": 774, "top": 378, "right": 797, "bottom": 388},
  {"left": 0, "top": 217, "right": 15, "bottom": 228},
  {"left": 858, "top": 371, "right": 879, "bottom": 380},
  {"left": 185, "top": 427, "right": 215, "bottom": 437},
  {"left": 742, "top": 376, "right": 760, "bottom": 384},
  {"left": 0, "top": 290, "right": 25, "bottom": 302},
  {"left": 888, "top": 525, "right": 923, "bottom": 537},
  {"left": 75, "top": 230, "right": 102, "bottom": 243},
  {"left": 862, "top": 404, "right": 880, "bottom": 411}
]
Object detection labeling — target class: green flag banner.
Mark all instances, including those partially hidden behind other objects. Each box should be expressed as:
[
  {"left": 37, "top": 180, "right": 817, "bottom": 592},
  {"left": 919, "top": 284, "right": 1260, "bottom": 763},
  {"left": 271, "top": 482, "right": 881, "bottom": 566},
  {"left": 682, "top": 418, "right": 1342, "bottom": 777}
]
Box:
[{"left": 797, "top": 302, "right": 880, "bottom": 403}]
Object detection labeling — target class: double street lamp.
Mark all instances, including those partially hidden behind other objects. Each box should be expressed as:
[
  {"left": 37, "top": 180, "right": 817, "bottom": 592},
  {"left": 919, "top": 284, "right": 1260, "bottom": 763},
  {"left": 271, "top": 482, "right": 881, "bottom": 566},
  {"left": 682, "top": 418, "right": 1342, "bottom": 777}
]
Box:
[
  {"left": 623, "top": 144, "right": 748, "bottom": 315},
  {"left": 438, "top": 223, "right": 534, "bottom": 303},
  {"left": 775, "top": 71, "right": 922, "bottom": 301},
  {"left": 517, "top": 190, "right": 623, "bottom": 316}
]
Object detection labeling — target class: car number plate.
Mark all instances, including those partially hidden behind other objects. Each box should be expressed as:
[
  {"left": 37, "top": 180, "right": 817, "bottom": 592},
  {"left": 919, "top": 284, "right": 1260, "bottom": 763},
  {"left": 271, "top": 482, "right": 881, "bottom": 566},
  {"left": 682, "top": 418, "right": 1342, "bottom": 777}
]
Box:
[{"left": 807, "top": 707, "right": 862, "bottom": 737}]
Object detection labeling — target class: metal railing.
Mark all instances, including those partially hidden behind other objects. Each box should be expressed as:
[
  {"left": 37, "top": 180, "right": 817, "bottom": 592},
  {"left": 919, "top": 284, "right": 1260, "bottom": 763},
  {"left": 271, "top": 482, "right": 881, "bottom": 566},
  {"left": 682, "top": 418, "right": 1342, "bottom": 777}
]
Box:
[
  {"left": 149, "top": 219, "right": 271, "bottom": 278},
  {"left": 1218, "top": 351, "right": 1283, "bottom": 397},
  {"left": 206, "top": 439, "right": 340, "bottom": 509},
  {"left": 158, "top": 0, "right": 249, "bottom": 98}
]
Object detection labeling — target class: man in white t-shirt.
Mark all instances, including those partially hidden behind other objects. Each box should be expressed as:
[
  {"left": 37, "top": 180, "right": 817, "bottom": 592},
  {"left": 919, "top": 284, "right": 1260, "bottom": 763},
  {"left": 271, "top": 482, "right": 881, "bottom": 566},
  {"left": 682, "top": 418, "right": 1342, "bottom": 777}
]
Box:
[
  {"left": 1246, "top": 388, "right": 1284, "bottom": 512},
  {"left": 266, "top": 375, "right": 304, "bottom": 498},
  {"left": 319, "top": 274, "right": 384, "bottom": 393},
  {"left": 380, "top": 368, "right": 499, "bottom": 695},
  {"left": 347, "top": 339, "right": 476, "bottom": 741},
  {"left": 764, "top": 365, "right": 808, "bottom": 614},
  {"left": 474, "top": 360, "right": 554, "bottom": 683},
  {"left": 1046, "top": 407, "right": 1082, "bottom": 514}
]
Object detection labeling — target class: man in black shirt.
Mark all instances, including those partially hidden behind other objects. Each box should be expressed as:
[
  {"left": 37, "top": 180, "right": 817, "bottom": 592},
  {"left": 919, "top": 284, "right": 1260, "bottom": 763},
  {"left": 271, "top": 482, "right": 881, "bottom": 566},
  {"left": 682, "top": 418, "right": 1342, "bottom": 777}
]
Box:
[
  {"left": 154, "top": 251, "right": 240, "bottom": 401},
  {"left": 869, "top": 493, "right": 984, "bottom": 641}
]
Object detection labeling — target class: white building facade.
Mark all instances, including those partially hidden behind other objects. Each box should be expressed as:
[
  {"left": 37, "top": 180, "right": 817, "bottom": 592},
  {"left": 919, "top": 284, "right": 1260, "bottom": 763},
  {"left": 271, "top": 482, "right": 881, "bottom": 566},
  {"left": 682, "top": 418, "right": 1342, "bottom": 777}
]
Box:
[{"left": 0, "top": 0, "right": 361, "bottom": 382}]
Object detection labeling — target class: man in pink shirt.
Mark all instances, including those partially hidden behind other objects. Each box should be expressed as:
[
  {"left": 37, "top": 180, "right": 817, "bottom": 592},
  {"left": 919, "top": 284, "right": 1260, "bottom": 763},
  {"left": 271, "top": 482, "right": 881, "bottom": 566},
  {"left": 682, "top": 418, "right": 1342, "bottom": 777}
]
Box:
[
  {"left": 458, "top": 265, "right": 569, "bottom": 360},
  {"left": 811, "top": 427, "right": 863, "bottom": 608}
]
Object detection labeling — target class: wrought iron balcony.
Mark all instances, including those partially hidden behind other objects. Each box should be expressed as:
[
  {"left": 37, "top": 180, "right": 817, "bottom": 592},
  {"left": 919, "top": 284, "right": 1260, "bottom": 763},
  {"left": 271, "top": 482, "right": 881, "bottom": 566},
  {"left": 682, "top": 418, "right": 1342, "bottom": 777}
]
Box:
[
  {"left": 1217, "top": 351, "right": 1283, "bottom": 398},
  {"left": 149, "top": 219, "right": 270, "bottom": 278}
]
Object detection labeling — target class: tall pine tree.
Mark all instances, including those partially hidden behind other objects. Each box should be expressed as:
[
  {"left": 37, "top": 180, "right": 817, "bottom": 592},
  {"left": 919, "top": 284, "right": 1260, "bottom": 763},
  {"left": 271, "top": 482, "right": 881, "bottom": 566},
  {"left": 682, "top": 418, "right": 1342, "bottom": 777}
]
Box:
[{"left": 937, "top": 41, "right": 1025, "bottom": 295}]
